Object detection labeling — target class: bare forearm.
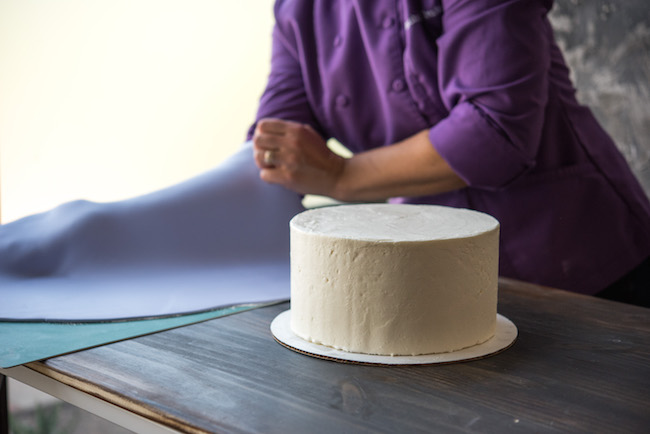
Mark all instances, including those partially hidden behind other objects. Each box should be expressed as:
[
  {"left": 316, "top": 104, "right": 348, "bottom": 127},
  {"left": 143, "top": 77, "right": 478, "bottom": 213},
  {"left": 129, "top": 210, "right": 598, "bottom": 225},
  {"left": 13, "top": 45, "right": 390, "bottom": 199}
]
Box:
[
  {"left": 331, "top": 130, "right": 467, "bottom": 202},
  {"left": 253, "top": 120, "right": 466, "bottom": 202}
]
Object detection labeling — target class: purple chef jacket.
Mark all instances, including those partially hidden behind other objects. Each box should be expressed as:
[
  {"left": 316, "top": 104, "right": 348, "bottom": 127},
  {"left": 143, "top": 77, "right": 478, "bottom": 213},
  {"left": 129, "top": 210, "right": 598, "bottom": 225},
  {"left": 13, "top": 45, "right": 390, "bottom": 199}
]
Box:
[{"left": 249, "top": 0, "right": 650, "bottom": 294}]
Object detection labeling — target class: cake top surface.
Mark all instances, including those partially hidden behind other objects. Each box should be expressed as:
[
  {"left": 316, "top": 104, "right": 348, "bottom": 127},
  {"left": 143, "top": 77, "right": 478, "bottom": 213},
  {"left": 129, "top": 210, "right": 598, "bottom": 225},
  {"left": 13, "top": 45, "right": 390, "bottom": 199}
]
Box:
[{"left": 290, "top": 204, "right": 499, "bottom": 242}]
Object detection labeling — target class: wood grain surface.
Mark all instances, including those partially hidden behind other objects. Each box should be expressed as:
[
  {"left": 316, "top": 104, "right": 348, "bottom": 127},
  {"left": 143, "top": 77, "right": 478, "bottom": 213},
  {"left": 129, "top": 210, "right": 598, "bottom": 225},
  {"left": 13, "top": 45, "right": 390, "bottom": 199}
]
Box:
[{"left": 28, "top": 278, "right": 650, "bottom": 433}]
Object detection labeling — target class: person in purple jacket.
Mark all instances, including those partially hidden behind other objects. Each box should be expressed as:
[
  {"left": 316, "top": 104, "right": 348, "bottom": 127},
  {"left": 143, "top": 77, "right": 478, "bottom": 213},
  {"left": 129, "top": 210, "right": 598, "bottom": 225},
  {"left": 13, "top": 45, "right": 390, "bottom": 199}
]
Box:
[
  {"left": 250, "top": 0, "right": 650, "bottom": 305},
  {"left": 1, "top": 0, "right": 648, "bottom": 309}
]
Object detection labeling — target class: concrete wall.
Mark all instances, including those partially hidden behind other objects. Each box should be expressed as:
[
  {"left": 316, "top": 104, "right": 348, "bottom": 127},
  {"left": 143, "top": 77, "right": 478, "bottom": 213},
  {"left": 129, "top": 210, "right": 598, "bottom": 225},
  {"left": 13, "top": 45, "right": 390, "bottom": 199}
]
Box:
[{"left": 549, "top": 0, "right": 650, "bottom": 194}]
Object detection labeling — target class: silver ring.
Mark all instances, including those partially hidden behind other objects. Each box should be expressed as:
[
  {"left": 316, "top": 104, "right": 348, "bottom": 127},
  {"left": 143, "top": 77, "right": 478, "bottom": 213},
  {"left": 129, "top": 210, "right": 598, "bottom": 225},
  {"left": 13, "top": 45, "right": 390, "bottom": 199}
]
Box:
[{"left": 263, "top": 149, "right": 276, "bottom": 166}]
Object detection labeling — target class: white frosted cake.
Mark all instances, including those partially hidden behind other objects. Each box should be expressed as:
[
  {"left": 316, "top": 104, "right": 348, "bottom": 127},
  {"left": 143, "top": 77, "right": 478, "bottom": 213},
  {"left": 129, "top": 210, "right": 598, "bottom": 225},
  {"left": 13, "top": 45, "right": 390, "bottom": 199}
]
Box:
[{"left": 289, "top": 204, "right": 500, "bottom": 356}]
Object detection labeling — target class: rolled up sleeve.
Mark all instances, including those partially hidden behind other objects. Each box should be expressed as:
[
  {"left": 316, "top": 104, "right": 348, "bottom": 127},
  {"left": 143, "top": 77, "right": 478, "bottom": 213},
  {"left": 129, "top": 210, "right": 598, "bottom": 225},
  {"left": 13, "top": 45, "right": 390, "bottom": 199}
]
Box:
[
  {"left": 247, "top": 2, "right": 326, "bottom": 140},
  {"left": 430, "top": 0, "right": 553, "bottom": 189}
]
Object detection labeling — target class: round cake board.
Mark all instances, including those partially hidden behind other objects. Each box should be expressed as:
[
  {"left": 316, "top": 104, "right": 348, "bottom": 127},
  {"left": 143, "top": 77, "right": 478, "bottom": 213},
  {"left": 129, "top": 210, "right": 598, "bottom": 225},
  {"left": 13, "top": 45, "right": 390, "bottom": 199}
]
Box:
[{"left": 270, "top": 310, "right": 517, "bottom": 366}]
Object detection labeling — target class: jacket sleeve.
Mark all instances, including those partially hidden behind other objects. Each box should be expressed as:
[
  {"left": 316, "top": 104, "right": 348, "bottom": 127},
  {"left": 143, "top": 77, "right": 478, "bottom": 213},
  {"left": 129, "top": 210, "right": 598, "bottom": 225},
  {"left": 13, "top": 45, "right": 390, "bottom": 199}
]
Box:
[
  {"left": 246, "top": 2, "right": 326, "bottom": 140},
  {"left": 429, "top": 0, "right": 553, "bottom": 189}
]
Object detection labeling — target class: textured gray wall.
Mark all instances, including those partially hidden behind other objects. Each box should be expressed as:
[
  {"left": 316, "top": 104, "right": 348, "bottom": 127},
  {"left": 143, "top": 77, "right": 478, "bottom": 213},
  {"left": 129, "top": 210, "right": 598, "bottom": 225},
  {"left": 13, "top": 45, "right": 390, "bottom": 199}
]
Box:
[{"left": 549, "top": 0, "right": 650, "bottom": 195}]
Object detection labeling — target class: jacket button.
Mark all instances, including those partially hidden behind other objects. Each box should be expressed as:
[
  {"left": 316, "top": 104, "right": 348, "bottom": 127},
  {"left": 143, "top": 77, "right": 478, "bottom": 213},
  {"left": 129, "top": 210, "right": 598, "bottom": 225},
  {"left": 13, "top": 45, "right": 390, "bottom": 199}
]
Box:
[
  {"left": 333, "top": 35, "right": 342, "bottom": 47},
  {"left": 336, "top": 94, "right": 350, "bottom": 107},
  {"left": 391, "top": 78, "right": 406, "bottom": 92}
]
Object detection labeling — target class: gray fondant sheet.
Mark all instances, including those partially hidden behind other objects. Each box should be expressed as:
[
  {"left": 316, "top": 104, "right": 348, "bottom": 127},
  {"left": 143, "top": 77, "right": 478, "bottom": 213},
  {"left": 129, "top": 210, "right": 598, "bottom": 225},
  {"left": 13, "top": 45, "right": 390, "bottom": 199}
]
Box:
[{"left": 0, "top": 143, "right": 303, "bottom": 321}]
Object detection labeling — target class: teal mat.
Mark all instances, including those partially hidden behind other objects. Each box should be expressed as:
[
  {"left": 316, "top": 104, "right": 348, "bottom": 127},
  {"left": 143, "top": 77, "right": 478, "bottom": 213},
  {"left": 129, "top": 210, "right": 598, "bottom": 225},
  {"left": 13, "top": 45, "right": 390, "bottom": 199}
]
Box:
[{"left": 0, "top": 304, "right": 265, "bottom": 368}]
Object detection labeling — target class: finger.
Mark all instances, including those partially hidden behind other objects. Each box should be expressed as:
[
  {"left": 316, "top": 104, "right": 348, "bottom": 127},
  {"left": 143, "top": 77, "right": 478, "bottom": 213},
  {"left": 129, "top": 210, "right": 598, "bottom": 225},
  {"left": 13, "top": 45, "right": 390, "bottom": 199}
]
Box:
[
  {"left": 259, "top": 165, "right": 288, "bottom": 186},
  {"left": 253, "top": 148, "right": 264, "bottom": 168},
  {"left": 256, "top": 119, "right": 286, "bottom": 135},
  {"left": 254, "top": 148, "right": 271, "bottom": 169},
  {"left": 257, "top": 118, "right": 301, "bottom": 135},
  {"left": 254, "top": 147, "right": 281, "bottom": 169},
  {"left": 252, "top": 131, "right": 282, "bottom": 154}
]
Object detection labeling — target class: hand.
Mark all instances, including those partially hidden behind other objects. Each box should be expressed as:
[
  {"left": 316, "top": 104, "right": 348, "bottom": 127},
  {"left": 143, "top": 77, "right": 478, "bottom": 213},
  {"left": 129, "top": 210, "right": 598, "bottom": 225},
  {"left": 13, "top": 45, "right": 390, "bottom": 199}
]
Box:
[{"left": 252, "top": 118, "right": 345, "bottom": 197}]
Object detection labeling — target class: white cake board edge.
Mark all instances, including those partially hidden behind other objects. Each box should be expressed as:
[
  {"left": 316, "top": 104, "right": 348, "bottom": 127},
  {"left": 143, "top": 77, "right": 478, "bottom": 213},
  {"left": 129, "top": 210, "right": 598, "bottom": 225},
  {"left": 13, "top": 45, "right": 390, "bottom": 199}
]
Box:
[{"left": 270, "top": 310, "right": 517, "bottom": 365}]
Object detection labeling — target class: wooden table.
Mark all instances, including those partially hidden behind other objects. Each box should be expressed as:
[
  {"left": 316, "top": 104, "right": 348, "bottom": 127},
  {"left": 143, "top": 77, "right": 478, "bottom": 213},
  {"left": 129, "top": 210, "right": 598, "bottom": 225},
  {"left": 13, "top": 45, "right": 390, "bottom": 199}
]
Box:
[{"left": 2, "top": 278, "right": 649, "bottom": 433}]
